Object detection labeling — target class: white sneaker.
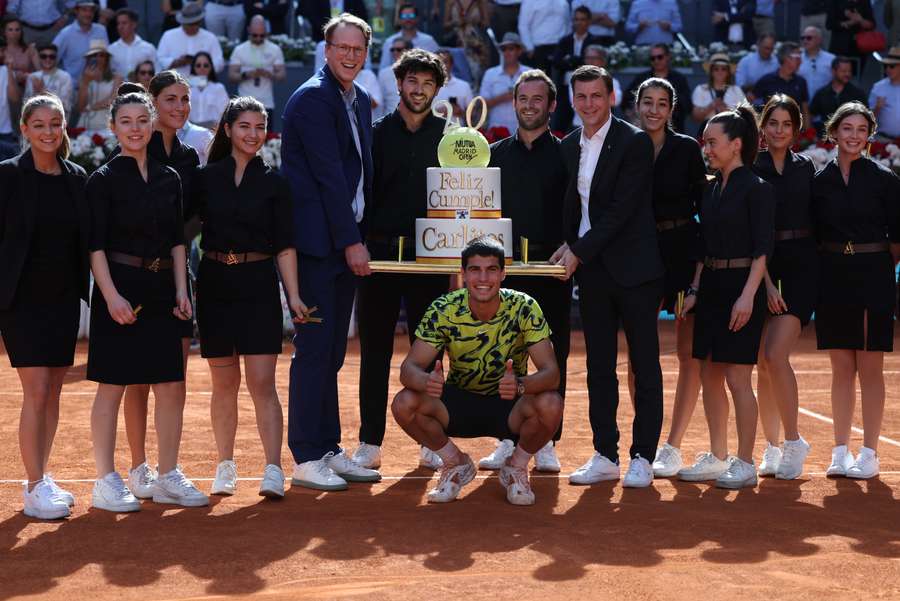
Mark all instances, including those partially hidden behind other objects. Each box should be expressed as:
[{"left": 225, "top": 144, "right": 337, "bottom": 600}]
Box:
[
  {"left": 758, "top": 443, "right": 782, "bottom": 477},
  {"left": 291, "top": 453, "right": 349, "bottom": 491},
  {"left": 499, "top": 460, "right": 535, "bottom": 506},
  {"left": 419, "top": 446, "right": 443, "bottom": 471},
  {"left": 43, "top": 474, "right": 75, "bottom": 507},
  {"left": 128, "top": 462, "right": 157, "bottom": 499},
  {"left": 259, "top": 464, "right": 285, "bottom": 498},
  {"left": 427, "top": 454, "right": 476, "bottom": 503},
  {"left": 23, "top": 480, "right": 70, "bottom": 520},
  {"left": 152, "top": 468, "right": 209, "bottom": 507},
  {"left": 677, "top": 452, "right": 729, "bottom": 482},
  {"left": 776, "top": 437, "right": 810, "bottom": 480},
  {"left": 622, "top": 455, "right": 654, "bottom": 488},
  {"left": 568, "top": 452, "right": 620, "bottom": 485},
  {"left": 92, "top": 472, "right": 141, "bottom": 513},
  {"left": 534, "top": 442, "right": 561, "bottom": 473},
  {"left": 651, "top": 443, "right": 683, "bottom": 477},
  {"left": 478, "top": 439, "right": 515, "bottom": 470},
  {"left": 826, "top": 445, "right": 855, "bottom": 477},
  {"left": 211, "top": 460, "right": 238, "bottom": 496},
  {"left": 326, "top": 450, "right": 381, "bottom": 482},
  {"left": 847, "top": 447, "right": 879, "bottom": 479},
  {"left": 351, "top": 443, "right": 382, "bottom": 469},
  {"left": 716, "top": 457, "right": 758, "bottom": 489}
]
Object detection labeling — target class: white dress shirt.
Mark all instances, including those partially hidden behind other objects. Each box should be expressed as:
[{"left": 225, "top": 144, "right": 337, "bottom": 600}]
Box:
[
  {"left": 434, "top": 76, "right": 474, "bottom": 113},
  {"left": 189, "top": 80, "right": 230, "bottom": 126},
  {"left": 577, "top": 115, "right": 612, "bottom": 238},
  {"left": 518, "top": 0, "right": 571, "bottom": 51},
  {"left": 24, "top": 68, "right": 74, "bottom": 117},
  {"left": 157, "top": 27, "right": 225, "bottom": 76},
  {"left": 378, "top": 65, "right": 400, "bottom": 116},
  {"left": 480, "top": 62, "right": 530, "bottom": 132},
  {"left": 108, "top": 35, "right": 159, "bottom": 77}
]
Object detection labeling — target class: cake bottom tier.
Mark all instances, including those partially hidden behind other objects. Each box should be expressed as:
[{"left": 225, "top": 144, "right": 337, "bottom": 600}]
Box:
[{"left": 415, "top": 217, "right": 513, "bottom": 264}]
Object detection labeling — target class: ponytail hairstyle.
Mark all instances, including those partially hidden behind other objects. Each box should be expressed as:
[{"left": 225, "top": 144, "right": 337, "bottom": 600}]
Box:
[
  {"left": 708, "top": 103, "right": 759, "bottom": 166},
  {"left": 147, "top": 69, "right": 191, "bottom": 99},
  {"left": 206, "top": 96, "right": 268, "bottom": 164},
  {"left": 20, "top": 93, "right": 70, "bottom": 159},
  {"left": 116, "top": 81, "right": 145, "bottom": 96},
  {"left": 109, "top": 90, "right": 156, "bottom": 123},
  {"left": 634, "top": 77, "right": 677, "bottom": 127}
]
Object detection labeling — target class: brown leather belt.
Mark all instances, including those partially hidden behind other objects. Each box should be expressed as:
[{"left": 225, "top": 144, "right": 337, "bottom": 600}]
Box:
[
  {"left": 821, "top": 241, "right": 889, "bottom": 255},
  {"left": 703, "top": 256, "right": 753, "bottom": 270},
  {"left": 774, "top": 228, "right": 812, "bottom": 241},
  {"left": 205, "top": 251, "right": 273, "bottom": 265},
  {"left": 108, "top": 251, "right": 172, "bottom": 272},
  {"left": 656, "top": 218, "right": 693, "bottom": 232}
]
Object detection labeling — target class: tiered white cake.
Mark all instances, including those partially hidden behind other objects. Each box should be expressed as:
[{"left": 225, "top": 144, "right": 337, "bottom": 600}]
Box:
[{"left": 415, "top": 167, "right": 512, "bottom": 264}]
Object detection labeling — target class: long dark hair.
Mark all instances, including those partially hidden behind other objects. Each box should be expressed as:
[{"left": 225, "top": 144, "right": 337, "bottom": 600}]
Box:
[
  {"left": 2, "top": 16, "right": 27, "bottom": 50},
  {"left": 760, "top": 93, "right": 803, "bottom": 139},
  {"left": 190, "top": 51, "right": 218, "bottom": 82},
  {"left": 206, "top": 96, "right": 268, "bottom": 164},
  {"left": 708, "top": 104, "right": 759, "bottom": 166},
  {"left": 635, "top": 77, "right": 677, "bottom": 129}
]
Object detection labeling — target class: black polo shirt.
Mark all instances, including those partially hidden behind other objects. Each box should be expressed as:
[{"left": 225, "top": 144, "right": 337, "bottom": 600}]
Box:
[
  {"left": 809, "top": 82, "right": 867, "bottom": 126},
  {"left": 752, "top": 72, "right": 810, "bottom": 106},
  {"left": 489, "top": 129, "right": 567, "bottom": 260}
]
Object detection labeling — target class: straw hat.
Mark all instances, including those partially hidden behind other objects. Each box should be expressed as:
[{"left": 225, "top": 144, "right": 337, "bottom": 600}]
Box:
[
  {"left": 874, "top": 45, "right": 900, "bottom": 65},
  {"left": 703, "top": 52, "right": 736, "bottom": 74},
  {"left": 83, "top": 39, "right": 110, "bottom": 58},
  {"left": 176, "top": 2, "right": 205, "bottom": 25}
]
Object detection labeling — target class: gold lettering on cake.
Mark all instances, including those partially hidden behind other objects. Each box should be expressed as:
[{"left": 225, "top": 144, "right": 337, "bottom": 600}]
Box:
[
  {"left": 421, "top": 224, "right": 506, "bottom": 251},
  {"left": 429, "top": 171, "right": 495, "bottom": 212}
]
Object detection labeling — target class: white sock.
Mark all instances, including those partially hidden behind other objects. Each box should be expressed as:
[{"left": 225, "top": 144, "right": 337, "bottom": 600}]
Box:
[
  {"left": 509, "top": 445, "right": 533, "bottom": 469},
  {"left": 435, "top": 440, "right": 460, "bottom": 465}
]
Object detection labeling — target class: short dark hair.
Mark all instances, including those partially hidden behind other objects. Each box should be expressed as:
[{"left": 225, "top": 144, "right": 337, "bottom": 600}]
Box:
[
  {"left": 324, "top": 12, "right": 372, "bottom": 48},
  {"left": 115, "top": 8, "right": 139, "bottom": 22},
  {"left": 392, "top": 48, "right": 446, "bottom": 88},
  {"left": 574, "top": 5, "right": 592, "bottom": 19},
  {"left": 36, "top": 42, "right": 58, "bottom": 53},
  {"left": 758, "top": 32, "right": 776, "bottom": 44},
  {"left": 514, "top": 69, "right": 556, "bottom": 103},
  {"left": 651, "top": 43, "right": 670, "bottom": 56},
  {"left": 398, "top": 3, "right": 418, "bottom": 16},
  {"left": 777, "top": 41, "right": 800, "bottom": 64},
  {"left": 571, "top": 65, "right": 614, "bottom": 95},
  {"left": 831, "top": 56, "right": 853, "bottom": 70},
  {"left": 461, "top": 236, "right": 505, "bottom": 270}
]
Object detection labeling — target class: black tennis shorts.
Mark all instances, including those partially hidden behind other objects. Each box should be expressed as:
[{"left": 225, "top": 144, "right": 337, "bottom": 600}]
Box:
[{"left": 442, "top": 384, "right": 518, "bottom": 440}]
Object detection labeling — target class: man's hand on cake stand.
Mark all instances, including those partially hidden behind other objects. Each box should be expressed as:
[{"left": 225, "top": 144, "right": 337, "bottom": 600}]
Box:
[
  {"left": 346, "top": 242, "right": 372, "bottom": 276},
  {"left": 550, "top": 243, "right": 580, "bottom": 281}
]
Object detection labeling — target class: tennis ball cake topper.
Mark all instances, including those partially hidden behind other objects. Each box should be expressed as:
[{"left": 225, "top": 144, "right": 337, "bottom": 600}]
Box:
[{"left": 433, "top": 96, "right": 491, "bottom": 168}]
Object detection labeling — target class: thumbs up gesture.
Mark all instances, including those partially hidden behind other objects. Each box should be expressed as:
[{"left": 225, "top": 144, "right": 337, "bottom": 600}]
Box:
[
  {"left": 499, "top": 359, "right": 518, "bottom": 400},
  {"left": 426, "top": 359, "right": 445, "bottom": 398}
]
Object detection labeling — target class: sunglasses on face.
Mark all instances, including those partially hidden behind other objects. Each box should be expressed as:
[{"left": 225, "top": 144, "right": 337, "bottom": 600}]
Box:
[
  {"left": 399, "top": 11, "right": 416, "bottom": 19},
  {"left": 800, "top": 35, "right": 814, "bottom": 41},
  {"left": 39, "top": 53, "right": 57, "bottom": 60}
]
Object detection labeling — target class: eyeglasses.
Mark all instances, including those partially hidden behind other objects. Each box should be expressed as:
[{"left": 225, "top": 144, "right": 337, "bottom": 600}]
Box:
[
  {"left": 800, "top": 35, "right": 814, "bottom": 41},
  {"left": 327, "top": 42, "right": 366, "bottom": 57},
  {"left": 39, "top": 53, "right": 57, "bottom": 60},
  {"left": 650, "top": 54, "right": 667, "bottom": 62}
]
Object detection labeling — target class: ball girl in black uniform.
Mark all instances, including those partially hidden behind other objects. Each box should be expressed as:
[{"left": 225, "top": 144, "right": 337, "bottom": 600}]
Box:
[
  {"left": 631, "top": 77, "right": 708, "bottom": 478},
  {"left": 121, "top": 71, "right": 201, "bottom": 499},
  {"left": 87, "top": 91, "right": 207, "bottom": 512},
  {"left": 813, "top": 102, "right": 900, "bottom": 480},
  {"left": 680, "top": 105, "right": 776, "bottom": 489},
  {"left": 752, "top": 94, "right": 817, "bottom": 480},
  {"left": 194, "top": 97, "right": 307, "bottom": 499},
  {"left": 0, "top": 94, "right": 89, "bottom": 519}
]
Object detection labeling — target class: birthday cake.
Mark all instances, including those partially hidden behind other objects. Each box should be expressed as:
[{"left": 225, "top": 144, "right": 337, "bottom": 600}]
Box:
[{"left": 415, "top": 99, "right": 512, "bottom": 264}]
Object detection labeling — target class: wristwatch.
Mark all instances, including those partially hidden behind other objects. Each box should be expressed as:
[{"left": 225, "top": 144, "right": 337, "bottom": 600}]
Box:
[{"left": 515, "top": 377, "right": 526, "bottom": 398}]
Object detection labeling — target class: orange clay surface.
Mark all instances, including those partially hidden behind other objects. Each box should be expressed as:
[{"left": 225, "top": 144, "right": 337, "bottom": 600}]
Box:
[{"left": 1, "top": 323, "right": 899, "bottom": 601}]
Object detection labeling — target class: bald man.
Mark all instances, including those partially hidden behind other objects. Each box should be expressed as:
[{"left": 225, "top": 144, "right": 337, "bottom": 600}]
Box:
[{"left": 228, "top": 16, "right": 287, "bottom": 127}]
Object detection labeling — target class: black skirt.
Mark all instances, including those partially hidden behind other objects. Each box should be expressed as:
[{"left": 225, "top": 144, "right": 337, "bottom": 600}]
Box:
[
  {"left": 815, "top": 251, "right": 895, "bottom": 352},
  {"left": 768, "top": 238, "right": 819, "bottom": 327},
  {"left": 196, "top": 257, "right": 284, "bottom": 358},
  {"left": 87, "top": 262, "right": 185, "bottom": 385},
  {"left": 693, "top": 266, "right": 767, "bottom": 365},
  {"left": 658, "top": 221, "right": 699, "bottom": 315}
]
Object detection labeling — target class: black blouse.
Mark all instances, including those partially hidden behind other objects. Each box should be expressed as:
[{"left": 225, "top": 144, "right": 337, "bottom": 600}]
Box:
[
  {"left": 87, "top": 155, "right": 185, "bottom": 258},
  {"left": 752, "top": 150, "right": 815, "bottom": 232},
  {"left": 652, "top": 130, "right": 707, "bottom": 221},
  {"left": 812, "top": 157, "right": 900, "bottom": 244},
  {"left": 193, "top": 156, "right": 294, "bottom": 254},
  {"left": 699, "top": 165, "right": 776, "bottom": 260},
  {"left": 148, "top": 130, "right": 200, "bottom": 210}
]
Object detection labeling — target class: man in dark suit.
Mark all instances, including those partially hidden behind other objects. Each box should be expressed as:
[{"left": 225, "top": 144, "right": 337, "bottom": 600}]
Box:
[
  {"left": 281, "top": 13, "right": 381, "bottom": 490},
  {"left": 552, "top": 65, "right": 664, "bottom": 489},
  {"left": 301, "top": 0, "right": 370, "bottom": 42},
  {"left": 550, "top": 5, "right": 600, "bottom": 131}
]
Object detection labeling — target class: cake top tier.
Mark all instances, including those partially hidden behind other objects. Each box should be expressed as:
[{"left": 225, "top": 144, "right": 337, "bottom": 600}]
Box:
[{"left": 426, "top": 167, "right": 501, "bottom": 219}]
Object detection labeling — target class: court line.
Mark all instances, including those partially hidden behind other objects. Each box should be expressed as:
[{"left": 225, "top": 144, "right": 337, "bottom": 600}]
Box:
[{"left": 798, "top": 407, "right": 900, "bottom": 448}]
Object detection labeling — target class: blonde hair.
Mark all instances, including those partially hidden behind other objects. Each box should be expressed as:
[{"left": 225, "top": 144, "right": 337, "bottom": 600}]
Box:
[{"left": 20, "top": 94, "right": 70, "bottom": 159}]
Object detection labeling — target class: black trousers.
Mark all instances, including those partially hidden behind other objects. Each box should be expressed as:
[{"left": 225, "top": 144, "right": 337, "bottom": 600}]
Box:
[
  {"left": 490, "top": 3, "right": 521, "bottom": 40},
  {"left": 575, "top": 261, "right": 663, "bottom": 463},
  {"left": 504, "top": 274, "right": 572, "bottom": 442},
  {"left": 356, "top": 270, "right": 448, "bottom": 446}
]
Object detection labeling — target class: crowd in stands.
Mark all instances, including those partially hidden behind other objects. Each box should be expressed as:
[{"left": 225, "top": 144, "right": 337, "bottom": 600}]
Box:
[{"left": 0, "top": 0, "right": 898, "bottom": 160}]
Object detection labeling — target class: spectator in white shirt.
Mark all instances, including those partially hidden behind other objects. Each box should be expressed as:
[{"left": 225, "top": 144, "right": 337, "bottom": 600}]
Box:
[
  {"left": 518, "top": 0, "right": 571, "bottom": 74},
  {"left": 0, "top": 40, "right": 23, "bottom": 160},
  {"left": 179, "top": 119, "right": 215, "bottom": 165},
  {"left": 572, "top": 0, "right": 620, "bottom": 44},
  {"left": 692, "top": 52, "right": 746, "bottom": 124},
  {"left": 378, "top": 4, "right": 439, "bottom": 70},
  {"left": 379, "top": 38, "right": 413, "bottom": 116},
  {"left": 228, "top": 16, "right": 286, "bottom": 125},
  {"left": 188, "top": 51, "right": 230, "bottom": 129},
  {"left": 798, "top": 26, "right": 835, "bottom": 99},
  {"left": 434, "top": 48, "right": 474, "bottom": 119},
  {"left": 481, "top": 32, "right": 530, "bottom": 133},
  {"left": 356, "top": 67, "right": 383, "bottom": 122},
  {"left": 108, "top": 9, "right": 159, "bottom": 78},
  {"left": 24, "top": 42, "right": 75, "bottom": 118},
  {"left": 157, "top": 2, "right": 225, "bottom": 77}
]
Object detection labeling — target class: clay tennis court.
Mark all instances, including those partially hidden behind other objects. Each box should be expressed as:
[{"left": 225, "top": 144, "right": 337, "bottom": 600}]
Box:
[{"left": 1, "top": 322, "right": 898, "bottom": 600}]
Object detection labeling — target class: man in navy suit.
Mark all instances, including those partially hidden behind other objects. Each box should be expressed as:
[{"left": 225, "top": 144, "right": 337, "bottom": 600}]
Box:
[{"left": 281, "top": 13, "right": 381, "bottom": 490}]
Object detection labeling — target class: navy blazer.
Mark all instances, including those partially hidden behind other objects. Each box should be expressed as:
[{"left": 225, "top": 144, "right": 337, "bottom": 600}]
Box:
[
  {"left": 281, "top": 65, "right": 373, "bottom": 258},
  {"left": 0, "top": 150, "right": 91, "bottom": 310},
  {"left": 561, "top": 116, "right": 664, "bottom": 288}
]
